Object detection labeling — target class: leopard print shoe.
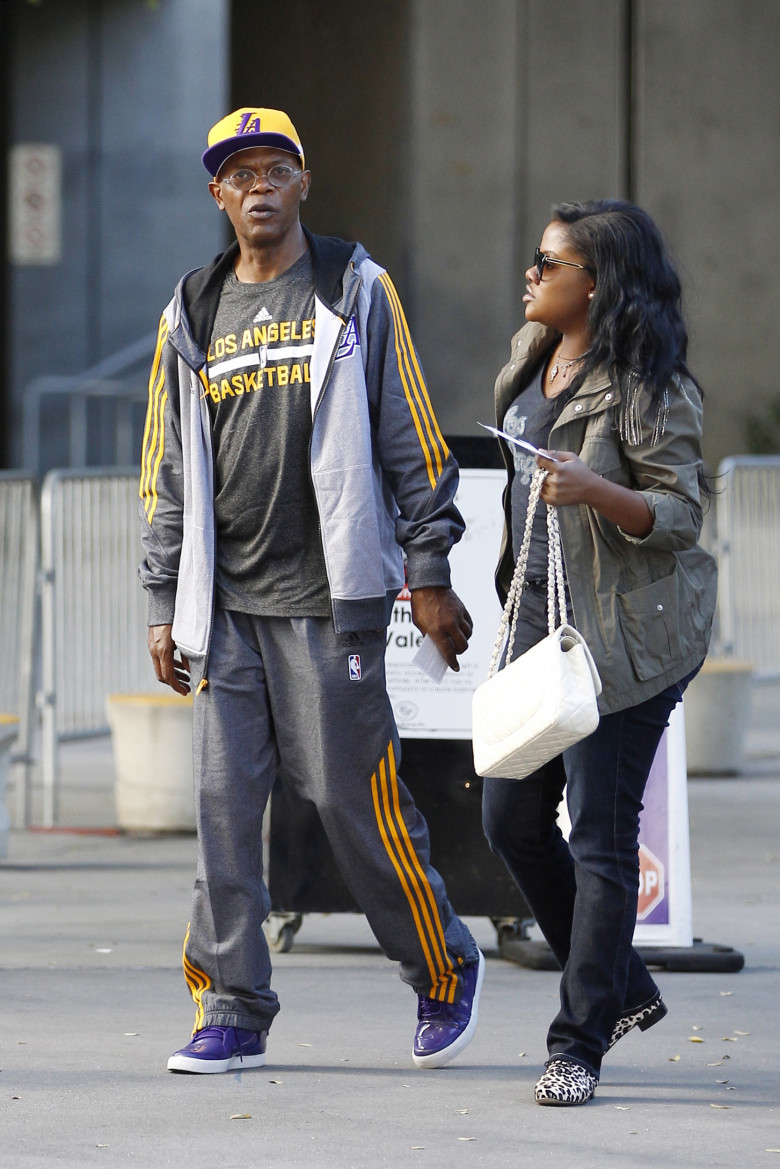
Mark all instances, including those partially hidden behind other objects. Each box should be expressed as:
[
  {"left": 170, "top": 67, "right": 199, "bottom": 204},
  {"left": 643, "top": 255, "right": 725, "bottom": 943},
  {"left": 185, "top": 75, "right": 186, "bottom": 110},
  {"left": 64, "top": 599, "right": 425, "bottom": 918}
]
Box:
[
  {"left": 534, "top": 1058, "right": 598, "bottom": 1106},
  {"left": 607, "top": 994, "right": 667, "bottom": 1051}
]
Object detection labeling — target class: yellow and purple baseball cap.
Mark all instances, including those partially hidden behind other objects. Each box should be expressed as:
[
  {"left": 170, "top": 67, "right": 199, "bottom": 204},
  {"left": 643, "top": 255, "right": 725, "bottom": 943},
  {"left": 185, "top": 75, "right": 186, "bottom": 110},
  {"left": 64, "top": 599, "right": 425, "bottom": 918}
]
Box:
[{"left": 203, "top": 107, "right": 305, "bottom": 177}]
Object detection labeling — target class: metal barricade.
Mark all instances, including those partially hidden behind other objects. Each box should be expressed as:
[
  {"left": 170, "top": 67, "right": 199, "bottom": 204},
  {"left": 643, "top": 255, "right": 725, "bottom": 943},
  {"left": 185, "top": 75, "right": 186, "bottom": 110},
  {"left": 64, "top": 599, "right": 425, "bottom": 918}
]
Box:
[
  {"left": 22, "top": 332, "right": 156, "bottom": 474},
  {"left": 0, "top": 473, "right": 39, "bottom": 825},
  {"left": 715, "top": 456, "right": 780, "bottom": 679},
  {"left": 40, "top": 469, "right": 154, "bottom": 825}
]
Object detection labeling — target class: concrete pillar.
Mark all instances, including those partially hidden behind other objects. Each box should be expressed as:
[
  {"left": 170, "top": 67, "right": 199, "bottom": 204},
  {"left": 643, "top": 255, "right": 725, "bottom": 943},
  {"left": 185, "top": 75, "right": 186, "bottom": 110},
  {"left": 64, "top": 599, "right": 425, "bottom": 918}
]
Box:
[{"left": 408, "top": 0, "right": 627, "bottom": 433}]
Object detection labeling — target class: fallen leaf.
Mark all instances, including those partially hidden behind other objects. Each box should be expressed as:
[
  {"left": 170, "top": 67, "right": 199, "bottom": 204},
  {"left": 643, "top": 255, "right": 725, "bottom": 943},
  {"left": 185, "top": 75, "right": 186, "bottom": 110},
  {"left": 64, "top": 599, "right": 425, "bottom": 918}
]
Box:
[
  {"left": 96, "top": 1144, "right": 109, "bottom": 1148},
  {"left": 96, "top": 948, "right": 113, "bottom": 953},
  {"left": 726, "top": 1086, "right": 737, "bottom": 1091},
  {"left": 691, "top": 1025, "right": 703, "bottom": 1031},
  {"left": 716, "top": 1079, "right": 730, "bottom": 1084},
  {"left": 733, "top": 1031, "right": 750, "bottom": 1036},
  {"left": 457, "top": 1137, "right": 476, "bottom": 1142},
  {"left": 765, "top": 1150, "right": 780, "bottom": 1153},
  {"left": 722, "top": 1036, "right": 738, "bottom": 1042},
  {"left": 268, "top": 1080, "right": 283, "bottom": 1085},
  {"left": 12, "top": 1096, "right": 21, "bottom": 1100},
  {"left": 707, "top": 1061, "right": 724, "bottom": 1067},
  {"left": 719, "top": 991, "right": 732, "bottom": 996},
  {"left": 298, "top": 1043, "right": 313, "bottom": 1047},
  {"left": 669, "top": 1055, "right": 680, "bottom": 1062},
  {"left": 230, "top": 1114, "right": 252, "bottom": 1120},
  {"left": 615, "top": 1106, "right": 630, "bottom": 1111},
  {"left": 123, "top": 1033, "right": 139, "bottom": 1037},
  {"left": 518, "top": 1051, "right": 527, "bottom": 1058},
  {"left": 411, "top": 1147, "right": 425, "bottom": 1151},
  {"left": 710, "top": 1104, "right": 730, "bottom": 1109},
  {"left": 455, "top": 1109, "right": 469, "bottom": 1115},
  {"left": 689, "top": 1036, "right": 704, "bottom": 1043}
]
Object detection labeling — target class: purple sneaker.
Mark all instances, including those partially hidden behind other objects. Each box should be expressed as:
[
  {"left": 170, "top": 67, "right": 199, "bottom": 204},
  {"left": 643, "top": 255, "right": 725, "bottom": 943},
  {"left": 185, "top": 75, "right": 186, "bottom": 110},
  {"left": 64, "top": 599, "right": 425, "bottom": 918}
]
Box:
[
  {"left": 413, "top": 949, "right": 485, "bottom": 1068},
  {"left": 167, "top": 1025, "right": 268, "bottom": 1074}
]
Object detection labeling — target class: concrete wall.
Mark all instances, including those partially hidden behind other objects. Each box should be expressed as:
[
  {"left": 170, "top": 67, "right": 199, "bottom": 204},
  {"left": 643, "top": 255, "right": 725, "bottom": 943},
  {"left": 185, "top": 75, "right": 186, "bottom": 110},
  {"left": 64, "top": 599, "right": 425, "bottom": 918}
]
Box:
[
  {"left": 229, "top": 0, "right": 413, "bottom": 287},
  {"left": 7, "top": 0, "right": 229, "bottom": 467},
  {"left": 409, "top": 0, "right": 629, "bottom": 435},
  {"left": 632, "top": 0, "right": 780, "bottom": 466},
  {"left": 407, "top": 0, "right": 780, "bottom": 468},
  {"left": 6, "top": 0, "right": 779, "bottom": 470}
]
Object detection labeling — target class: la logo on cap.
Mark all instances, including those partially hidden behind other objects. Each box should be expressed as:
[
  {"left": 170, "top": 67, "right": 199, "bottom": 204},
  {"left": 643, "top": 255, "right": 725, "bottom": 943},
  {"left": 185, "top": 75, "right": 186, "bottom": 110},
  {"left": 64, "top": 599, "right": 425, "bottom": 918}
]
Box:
[{"left": 235, "top": 111, "right": 264, "bottom": 136}]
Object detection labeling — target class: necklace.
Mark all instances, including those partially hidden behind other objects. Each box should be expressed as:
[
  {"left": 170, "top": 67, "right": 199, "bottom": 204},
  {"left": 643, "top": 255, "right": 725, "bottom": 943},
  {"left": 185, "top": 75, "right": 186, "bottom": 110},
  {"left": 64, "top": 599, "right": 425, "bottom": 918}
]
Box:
[{"left": 549, "top": 351, "right": 586, "bottom": 382}]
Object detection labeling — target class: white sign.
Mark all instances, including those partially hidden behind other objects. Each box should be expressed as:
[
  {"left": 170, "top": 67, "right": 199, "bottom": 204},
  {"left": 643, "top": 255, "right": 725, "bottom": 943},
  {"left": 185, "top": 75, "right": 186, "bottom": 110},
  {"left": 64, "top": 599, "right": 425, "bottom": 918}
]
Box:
[
  {"left": 386, "top": 465, "right": 694, "bottom": 946},
  {"left": 556, "top": 705, "right": 693, "bottom": 947},
  {"left": 386, "top": 468, "right": 505, "bottom": 738},
  {"left": 632, "top": 704, "right": 693, "bottom": 946},
  {"left": 9, "top": 144, "right": 62, "bottom": 265}
]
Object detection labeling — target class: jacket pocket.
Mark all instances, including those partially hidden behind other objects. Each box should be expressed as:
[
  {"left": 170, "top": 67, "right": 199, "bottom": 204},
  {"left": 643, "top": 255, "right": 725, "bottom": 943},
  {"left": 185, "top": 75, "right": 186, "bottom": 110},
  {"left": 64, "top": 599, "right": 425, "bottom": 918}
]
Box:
[
  {"left": 579, "top": 434, "right": 626, "bottom": 481},
  {"left": 616, "top": 570, "right": 680, "bottom": 681}
]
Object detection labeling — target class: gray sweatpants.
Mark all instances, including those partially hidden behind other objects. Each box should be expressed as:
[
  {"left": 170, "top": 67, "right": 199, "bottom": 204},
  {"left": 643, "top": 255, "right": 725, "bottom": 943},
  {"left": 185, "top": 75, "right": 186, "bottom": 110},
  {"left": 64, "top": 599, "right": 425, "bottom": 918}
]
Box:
[{"left": 183, "top": 607, "right": 478, "bottom": 1034}]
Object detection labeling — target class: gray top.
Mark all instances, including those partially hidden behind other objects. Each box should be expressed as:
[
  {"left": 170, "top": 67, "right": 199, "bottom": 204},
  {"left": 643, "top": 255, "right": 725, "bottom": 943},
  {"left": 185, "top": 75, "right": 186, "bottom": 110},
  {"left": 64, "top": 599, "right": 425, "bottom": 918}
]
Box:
[
  {"left": 206, "top": 252, "right": 330, "bottom": 616},
  {"left": 506, "top": 361, "right": 556, "bottom": 580}
]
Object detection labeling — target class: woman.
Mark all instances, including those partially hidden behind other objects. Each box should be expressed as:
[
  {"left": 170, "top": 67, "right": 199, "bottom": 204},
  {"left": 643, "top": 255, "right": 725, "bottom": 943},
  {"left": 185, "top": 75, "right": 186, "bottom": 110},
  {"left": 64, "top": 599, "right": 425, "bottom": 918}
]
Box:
[{"left": 482, "top": 200, "right": 717, "bottom": 1106}]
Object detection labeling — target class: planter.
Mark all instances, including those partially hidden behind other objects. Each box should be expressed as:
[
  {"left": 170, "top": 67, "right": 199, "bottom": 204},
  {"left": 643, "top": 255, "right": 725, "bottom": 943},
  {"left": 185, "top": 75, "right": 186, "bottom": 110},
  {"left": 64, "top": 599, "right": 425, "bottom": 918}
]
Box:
[
  {"left": 107, "top": 694, "right": 196, "bottom": 831},
  {"left": 684, "top": 658, "right": 754, "bottom": 775},
  {"left": 0, "top": 716, "right": 20, "bottom": 859}
]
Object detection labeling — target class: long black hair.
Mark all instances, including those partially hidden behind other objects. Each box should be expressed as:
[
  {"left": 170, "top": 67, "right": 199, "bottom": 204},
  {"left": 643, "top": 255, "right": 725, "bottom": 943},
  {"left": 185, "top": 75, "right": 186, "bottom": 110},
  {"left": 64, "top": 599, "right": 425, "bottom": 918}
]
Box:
[{"left": 551, "top": 199, "right": 701, "bottom": 443}]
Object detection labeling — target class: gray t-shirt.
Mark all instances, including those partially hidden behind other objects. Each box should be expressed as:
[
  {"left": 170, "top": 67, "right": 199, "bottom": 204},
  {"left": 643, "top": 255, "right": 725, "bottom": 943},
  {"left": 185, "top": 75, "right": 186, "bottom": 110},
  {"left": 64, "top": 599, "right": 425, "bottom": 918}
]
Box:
[
  {"left": 205, "top": 251, "right": 330, "bottom": 616},
  {"left": 506, "top": 362, "right": 558, "bottom": 579},
  {"left": 505, "top": 362, "right": 573, "bottom": 643}
]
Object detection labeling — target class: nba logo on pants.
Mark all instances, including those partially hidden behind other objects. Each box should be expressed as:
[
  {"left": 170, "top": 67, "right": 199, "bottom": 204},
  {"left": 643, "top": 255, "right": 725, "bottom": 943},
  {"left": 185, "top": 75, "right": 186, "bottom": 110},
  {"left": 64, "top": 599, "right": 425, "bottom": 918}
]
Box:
[{"left": 348, "top": 654, "right": 362, "bottom": 681}]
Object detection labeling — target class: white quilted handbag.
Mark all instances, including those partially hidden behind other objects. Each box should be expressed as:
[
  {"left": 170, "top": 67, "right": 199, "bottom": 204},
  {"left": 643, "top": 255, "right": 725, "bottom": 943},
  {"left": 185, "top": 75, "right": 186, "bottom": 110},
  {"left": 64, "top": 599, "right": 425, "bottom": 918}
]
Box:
[{"left": 472, "top": 466, "right": 602, "bottom": 780}]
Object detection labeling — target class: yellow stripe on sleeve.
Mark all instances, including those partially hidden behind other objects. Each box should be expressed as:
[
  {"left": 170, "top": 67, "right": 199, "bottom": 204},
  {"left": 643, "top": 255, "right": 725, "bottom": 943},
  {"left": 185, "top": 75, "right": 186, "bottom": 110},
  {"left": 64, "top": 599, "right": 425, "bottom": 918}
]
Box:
[
  {"left": 139, "top": 315, "right": 169, "bottom": 520},
  {"left": 378, "top": 274, "right": 449, "bottom": 487},
  {"left": 145, "top": 392, "right": 167, "bottom": 524}
]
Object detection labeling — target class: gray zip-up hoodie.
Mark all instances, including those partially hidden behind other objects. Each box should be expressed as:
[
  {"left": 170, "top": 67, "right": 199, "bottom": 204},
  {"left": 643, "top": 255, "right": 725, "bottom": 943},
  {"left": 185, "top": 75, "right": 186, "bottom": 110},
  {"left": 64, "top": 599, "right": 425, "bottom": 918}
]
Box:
[{"left": 138, "top": 231, "right": 464, "bottom": 662}]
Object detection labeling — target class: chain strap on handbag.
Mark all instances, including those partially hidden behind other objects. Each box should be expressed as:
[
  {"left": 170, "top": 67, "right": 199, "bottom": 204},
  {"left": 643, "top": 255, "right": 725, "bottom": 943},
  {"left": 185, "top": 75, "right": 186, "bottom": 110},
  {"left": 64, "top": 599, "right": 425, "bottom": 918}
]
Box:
[
  {"left": 488, "top": 465, "right": 553, "bottom": 676},
  {"left": 473, "top": 464, "right": 603, "bottom": 781}
]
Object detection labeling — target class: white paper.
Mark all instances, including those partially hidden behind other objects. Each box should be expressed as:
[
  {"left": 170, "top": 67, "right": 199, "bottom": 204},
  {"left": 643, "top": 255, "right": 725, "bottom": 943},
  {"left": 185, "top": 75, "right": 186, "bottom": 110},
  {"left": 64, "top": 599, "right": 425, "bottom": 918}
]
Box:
[
  {"left": 478, "top": 422, "right": 557, "bottom": 460},
  {"left": 411, "top": 634, "right": 450, "bottom": 684}
]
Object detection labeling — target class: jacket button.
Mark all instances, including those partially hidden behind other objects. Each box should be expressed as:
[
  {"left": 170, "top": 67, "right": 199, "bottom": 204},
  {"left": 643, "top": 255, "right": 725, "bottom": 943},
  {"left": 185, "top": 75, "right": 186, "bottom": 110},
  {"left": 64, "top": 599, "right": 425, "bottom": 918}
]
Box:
[
  {"left": 604, "top": 392, "right": 613, "bottom": 402},
  {"left": 656, "top": 604, "right": 664, "bottom": 611},
  {"left": 574, "top": 403, "right": 583, "bottom": 412}
]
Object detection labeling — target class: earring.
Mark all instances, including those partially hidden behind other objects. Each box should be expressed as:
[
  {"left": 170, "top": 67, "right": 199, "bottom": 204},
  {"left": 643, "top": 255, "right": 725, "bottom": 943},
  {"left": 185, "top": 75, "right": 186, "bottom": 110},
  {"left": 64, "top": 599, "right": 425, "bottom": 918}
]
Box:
[{"left": 588, "top": 291, "right": 595, "bottom": 300}]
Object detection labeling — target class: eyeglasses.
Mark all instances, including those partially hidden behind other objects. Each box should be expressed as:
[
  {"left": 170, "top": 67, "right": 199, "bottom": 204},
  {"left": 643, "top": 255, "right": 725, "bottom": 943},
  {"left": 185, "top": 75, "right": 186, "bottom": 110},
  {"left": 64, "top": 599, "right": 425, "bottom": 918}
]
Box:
[
  {"left": 219, "top": 164, "right": 302, "bottom": 191},
  {"left": 533, "top": 247, "right": 591, "bottom": 281}
]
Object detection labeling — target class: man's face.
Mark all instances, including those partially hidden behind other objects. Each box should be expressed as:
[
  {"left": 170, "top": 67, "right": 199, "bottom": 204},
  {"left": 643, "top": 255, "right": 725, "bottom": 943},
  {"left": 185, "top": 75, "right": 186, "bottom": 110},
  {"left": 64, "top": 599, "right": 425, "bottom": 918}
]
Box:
[{"left": 208, "top": 146, "right": 311, "bottom": 249}]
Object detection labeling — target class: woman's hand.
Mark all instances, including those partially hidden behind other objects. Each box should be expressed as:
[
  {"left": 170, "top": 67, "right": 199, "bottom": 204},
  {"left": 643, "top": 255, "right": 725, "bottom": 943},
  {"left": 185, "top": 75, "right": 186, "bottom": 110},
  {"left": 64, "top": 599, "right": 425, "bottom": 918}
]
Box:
[
  {"left": 537, "top": 450, "right": 654, "bottom": 538},
  {"left": 537, "top": 450, "right": 599, "bottom": 507}
]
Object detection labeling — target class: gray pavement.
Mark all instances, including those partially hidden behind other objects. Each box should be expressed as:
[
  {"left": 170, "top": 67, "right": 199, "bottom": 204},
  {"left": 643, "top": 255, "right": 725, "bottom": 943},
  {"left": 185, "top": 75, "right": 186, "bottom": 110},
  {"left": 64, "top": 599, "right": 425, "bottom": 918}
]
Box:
[{"left": 1, "top": 685, "right": 779, "bottom": 1168}]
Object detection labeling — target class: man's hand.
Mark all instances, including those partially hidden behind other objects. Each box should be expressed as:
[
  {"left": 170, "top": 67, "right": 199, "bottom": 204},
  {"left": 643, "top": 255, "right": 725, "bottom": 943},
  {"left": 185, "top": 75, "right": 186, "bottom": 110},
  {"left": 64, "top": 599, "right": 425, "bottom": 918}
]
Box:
[
  {"left": 410, "top": 586, "right": 473, "bottom": 672},
  {"left": 148, "top": 624, "right": 191, "bottom": 696}
]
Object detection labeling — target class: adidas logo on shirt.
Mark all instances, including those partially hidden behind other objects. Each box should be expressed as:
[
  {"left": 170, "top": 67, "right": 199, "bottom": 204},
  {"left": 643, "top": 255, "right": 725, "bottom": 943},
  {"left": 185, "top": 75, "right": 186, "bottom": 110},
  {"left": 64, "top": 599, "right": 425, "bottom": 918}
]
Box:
[{"left": 253, "top": 307, "right": 273, "bottom": 323}]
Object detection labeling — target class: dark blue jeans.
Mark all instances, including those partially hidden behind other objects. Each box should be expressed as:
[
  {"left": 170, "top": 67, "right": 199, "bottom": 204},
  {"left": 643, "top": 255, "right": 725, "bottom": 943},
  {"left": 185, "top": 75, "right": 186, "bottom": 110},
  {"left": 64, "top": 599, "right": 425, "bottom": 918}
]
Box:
[{"left": 483, "top": 671, "right": 696, "bottom": 1077}]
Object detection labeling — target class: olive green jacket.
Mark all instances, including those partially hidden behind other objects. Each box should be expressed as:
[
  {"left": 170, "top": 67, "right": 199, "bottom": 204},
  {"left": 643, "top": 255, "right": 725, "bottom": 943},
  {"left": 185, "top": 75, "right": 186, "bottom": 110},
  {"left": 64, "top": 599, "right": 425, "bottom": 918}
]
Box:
[{"left": 494, "top": 322, "right": 717, "bottom": 714}]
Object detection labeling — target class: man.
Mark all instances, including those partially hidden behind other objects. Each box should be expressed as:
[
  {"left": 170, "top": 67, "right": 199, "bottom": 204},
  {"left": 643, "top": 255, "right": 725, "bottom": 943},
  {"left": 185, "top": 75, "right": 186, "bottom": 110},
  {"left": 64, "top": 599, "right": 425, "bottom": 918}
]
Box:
[{"left": 139, "top": 107, "right": 483, "bottom": 1075}]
